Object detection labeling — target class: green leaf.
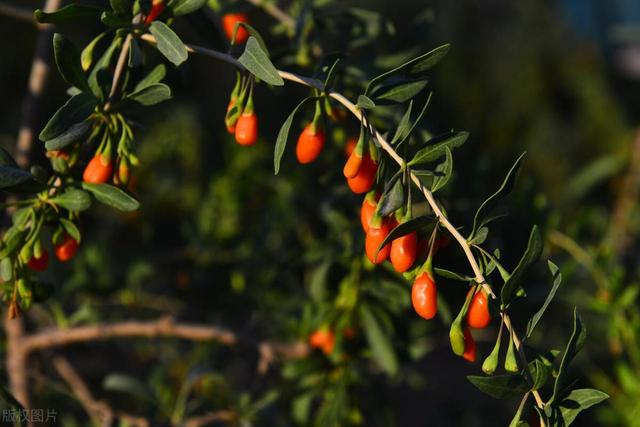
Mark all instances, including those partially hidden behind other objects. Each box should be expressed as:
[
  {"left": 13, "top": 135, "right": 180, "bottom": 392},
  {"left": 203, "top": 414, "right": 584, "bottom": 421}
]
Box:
[
  {"left": 273, "top": 97, "right": 316, "bottom": 174},
  {"left": 394, "top": 94, "right": 432, "bottom": 148},
  {"left": 1, "top": 258, "right": 13, "bottom": 282},
  {"left": 390, "top": 101, "right": 413, "bottom": 145},
  {"left": 0, "top": 148, "right": 18, "bottom": 168},
  {"left": 0, "top": 229, "right": 28, "bottom": 259},
  {"left": 125, "top": 83, "right": 172, "bottom": 106},
  {"left": 237, "top": 37, "right": 284, "bottom": 86},
  {"left": 526, "top": 261, "right": 562, "bottom": 338},
  {"left": 134, "top": 64, "right": 167, "bottom": 92},
  {"left": 39, "top": 93, "right": 97, "bottom": 141},
  {"left": 356, "top": 95, "right": 376, "bottom": 109},
  {"left": 52, "top": 188, "right": 92, "bottom": 212},
  {"left": 377, "top": 171, "right": 404, "bottom": 216},
  {"left": 408, "top": 131, "right": 468, "bottom": 166},
  {"left": 558, "top": 389, "right": 609, "bottom": 426},
  {"left": 375, "top": 216, "right": 434, "bottom": 257},
  {"left": 235, "top": 22, "right": 269, "bottom": 53},
  {"left": 467, "top": 374, "right": 529, "bottom": 399},
  {"left": 149, "top": 21, "right": 189, "bottom": 66},
  {"left": 110, "top": 0, "right": 131, "bottom": 15},
  {"left": 169, "top": 0, "right": 207, "bottom": 15},
  {"left": 431, "top": 146, "right": 453, "bottom": 192},
  {"left": 103, "top": 373, "right": 155, "bottom": 402},
  {"left": 34, "top": 4, "right": 102, "bottom": 24},
  {"left": 470, "top": 152, "right": 525, "bottom": 238},
  {"left": 550, "top": 309, "right": 587, "bottom": 405},
  {"left": 101, "top": 11, "right": 130, "bottom": 27},
  {"left": 500, "top": 226, "right": 543, "bottom": 305},
  {"left": 366, "top": 44, "right": 450, "bottom": 94},
  {"left": 44, "top": 121, "right": 92, "bottom": 151},
  {"left": 508, "top": 393, "right": 530, "bottom": 427},
  {"left": 59, "top": 218, "right": 81, "bottom": 243},
  {"left": 529, "top": 359, "right": 552, "bottom": 391},
  {"left": 433, "top": 267, "right": 474, "bottom": 282},
  {"left": 371, "top": 79, "right": 428, "bottom": 105},
  {"left": 0, "top": 166, "right": 32, "bottom": 189},
  {"left": 88, "top": 35, "right": 121, "bottom": 100},
  {"left": 53, "top": 34, "right": 90, "bottom": 91},
  {"left": 82, "top": 183, "right": 140, "bottom": 212},
  {"left": 359, "top": 305, "right": 398, "bottom": 375},
  {"left": 81, "top": 32, "right": 108, "bottom": 72}
]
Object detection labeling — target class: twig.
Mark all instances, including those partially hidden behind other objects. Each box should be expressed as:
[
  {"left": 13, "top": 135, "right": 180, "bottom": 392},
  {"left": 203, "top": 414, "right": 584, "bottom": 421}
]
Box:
[
  {"left": 607, "top": 128, "right": 640, "bottom": 255},
  {"left": 139, "top": 33, "right": 547, "bottom": 418},
  {"left": 53, "top": 356, "right": 149, "bottom": 427},
  {"left": 0, "top": 1, "right": 33, "bottom": 24},
  {"left": 184, "top": 410, "right": 237, "bottom": 427},
  {"left": 104, "top": 33, "right": 133, "bottom": 111},
  {"left": 18, "top": 317, "right": 309, "bottom": 362},
  {"left": 4, "top": 316, "right": 30, "bottom": 408}
]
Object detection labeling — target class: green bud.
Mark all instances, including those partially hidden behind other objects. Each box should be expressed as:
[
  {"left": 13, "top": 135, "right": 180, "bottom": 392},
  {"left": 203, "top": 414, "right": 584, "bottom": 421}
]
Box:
[
  {"left": 482, "top": 324, "right": 503, "bottom": 375},
  {"left": 504, "top": 333, "right": 519, "bottom": 372},
  {"left": 449, "top": 319, "right": 465, "bottom": 356},
  {"left": 19, "top": 243, "right": 33, "bottom": 264},
  {"left": 0, "top": 258, "right": 13, "bottom": 282},
  {"left": 17, "top": 278, "right": 32, "bottom": 300}
]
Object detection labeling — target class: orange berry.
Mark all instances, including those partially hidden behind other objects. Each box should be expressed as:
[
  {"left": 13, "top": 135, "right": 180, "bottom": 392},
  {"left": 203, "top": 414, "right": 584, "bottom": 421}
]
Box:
[
  {"left": 222, "top": 13, "right": 250, "bottom": 44},
  {"left": 83, "top": 155, "right": 113, "bottom": 184},
  {"left": 347, "top": 153, "right": 377, "bottom": 194},
  {"left": 390, "top": 231, "right": 417, "bottom": 273},
  {"left": 54, "top": 234, "right": 79, "bottom": 262},
  {"left": 365, "top": 219, "right": 392, "bottom": 264},
  {"left": 309, "top": 328, "right": 335, "bottom": 355},
  {"left": 360, "top": 197, "right": 377, "bottom": 232},
  {"left": 235, "top": 112, "right": 258, "bottom": 146},
  {"left": 412, "top": 272, "right": 437, "bottom": 319},
  {"left": 296, "top": 123, "right": 326, "bottom": 164},
  {"left": 466, "top": 289, "right": 491, "bottom": 329}
]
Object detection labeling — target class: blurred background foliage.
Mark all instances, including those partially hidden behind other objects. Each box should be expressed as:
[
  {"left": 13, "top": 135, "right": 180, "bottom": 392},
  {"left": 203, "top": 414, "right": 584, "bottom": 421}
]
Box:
[{"left": 1, "top": 0, "right": 640, "bottom": 425}]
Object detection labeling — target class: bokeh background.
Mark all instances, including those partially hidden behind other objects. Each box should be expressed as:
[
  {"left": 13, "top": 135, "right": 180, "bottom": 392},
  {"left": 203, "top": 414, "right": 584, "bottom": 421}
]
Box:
[{"left": 1, "top": 0, "right": 640, "bottom": 425}]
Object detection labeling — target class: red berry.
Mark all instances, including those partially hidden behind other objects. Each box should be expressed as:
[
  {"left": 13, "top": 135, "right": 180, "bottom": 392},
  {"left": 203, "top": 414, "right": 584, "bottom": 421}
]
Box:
[
  {"left": 235, "top": 112, "right": 258, "bottom": 146},
  {"left": 222, "top": 13, "right": 250, "bottom": 44},
  {"left": 27, "top": 250, "right": 49, "bottom": 272},
  {"left": 412, "top": 272, "right": 437, "bottom": 319},
  {"left": 462, "top": 327, "right": 477, "bottom": 362},
  {"left": 83, "top": 155, "right": 113, "bottom": 184},
  {"left": 390, "top": 231, "right": 417, "bottom": 273},
  {"left": 466, "top": 288, "right": 491, "bottom": 329},
  {"left": 55, "top": 234, "right": 79, "bottom": 262},
  {"left": 296, "top": 123, "right": 325, "bottom": 164},
  {"left": 144, "top": 0, "right": 165, "bottom": 25}
]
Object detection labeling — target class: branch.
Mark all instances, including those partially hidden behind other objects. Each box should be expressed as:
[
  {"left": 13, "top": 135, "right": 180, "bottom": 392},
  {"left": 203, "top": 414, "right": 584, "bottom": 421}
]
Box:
[
  {"left": 0, "top": 1, "right": 33, "bottom": 23},
  {"left": 18, "top": 317, "right": 309, "bottom": 364},
  {"left": 184, "top": 410, "right": 236, "bottom": 427},
  {"left": 53, "top": 356, "right": 150, "bottom": 427},
  {"left": 139, "top": 33, "right": 547, "bottom": 417}
]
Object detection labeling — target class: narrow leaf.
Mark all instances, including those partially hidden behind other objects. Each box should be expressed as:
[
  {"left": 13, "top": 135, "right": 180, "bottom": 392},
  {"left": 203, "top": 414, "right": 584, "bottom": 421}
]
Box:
[
  {"left": 169, "top": 0, "right": 207, "bottom": 15},
  {"left": 82, "top": 183, "right": 140, "bottom": 212},
  {"left": 431, "top": 146, "right": 453, "bottom": 192},
  {"left": 149, "top": 21, "right": 189, "bottom": 66},
  {"left": 409, "top": 131, "right": 468, "bottom": 166},
  {"left": 359, "top": 305, "right": 398, "bottom": 375},
  {"left": 53, "top": 34, "right": 90, "bottom": 91},
  {"left": 371, "top": 79, "right": 428, "bottom": 105},
  {"left": 34, "top": 4, "right": 102, "bottom": 24},
  {"left": 237, "top": 37, "right": 284, "bottom": 86},
  {"left": 356, "top": 95, "right": 376, "bottom": 109},
  {"left": 500, "top": 226, "right": 543, "bottom": 305},
  {"left": 467, "top": 374, "right": 529, "bottom": 399},
  {"left": 39, "top": 93, "right": 97, "bottom": 141},
  {"left": 550, "top": 309, "right": 586, "bottom": 405},
  {"left": 526, "top": 261, "right": 562, "bottom": 338},
  {"left": 125, "top": 83, "right": 172, "bottom": 106},
  {"left": 52, "top": 188, "right": 92, "bottom": 212},
  {"left": 558, "top": 388, "right": 609, "bottom": 426},
  {"left": 375, "top": 216, "right": 435, "bottom": 257},
  {"left": 274, "top": 97, "right": 317, "bottom": 174},
  {"left": 45, "top": 121, "right": 92, "bottom": 151}
]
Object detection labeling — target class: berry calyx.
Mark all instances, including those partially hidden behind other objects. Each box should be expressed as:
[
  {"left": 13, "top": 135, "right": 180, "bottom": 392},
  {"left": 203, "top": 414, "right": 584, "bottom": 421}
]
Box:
[
  {"left": 54, "top": 234, "right": 79, "bottom": 262},
  {"left": 222, "top": 13, "right": 250, "bottom": 44},
  {"left": 462, "top": 327, "right": 477, "bottom": 362},
  {"left": 296, "top": 123, "right": 326, "bottom": 164},
  {"left": 83, "top": 154, "right": 113, "bottom": 184},
  {"left": 309, "top": 328, "right": 335, "bottom": 356},
  {"left": 411, "top": 270, "right": 437, "bottom": 320},
  {"left": 27, "top": 250, "right": 49, "bottom": 272},
  {"left": 466, "top": 288, "right": 491, "bottom": 329},
  {"left": 390, "top": 230, "right": 417, "bottom": 273}
]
